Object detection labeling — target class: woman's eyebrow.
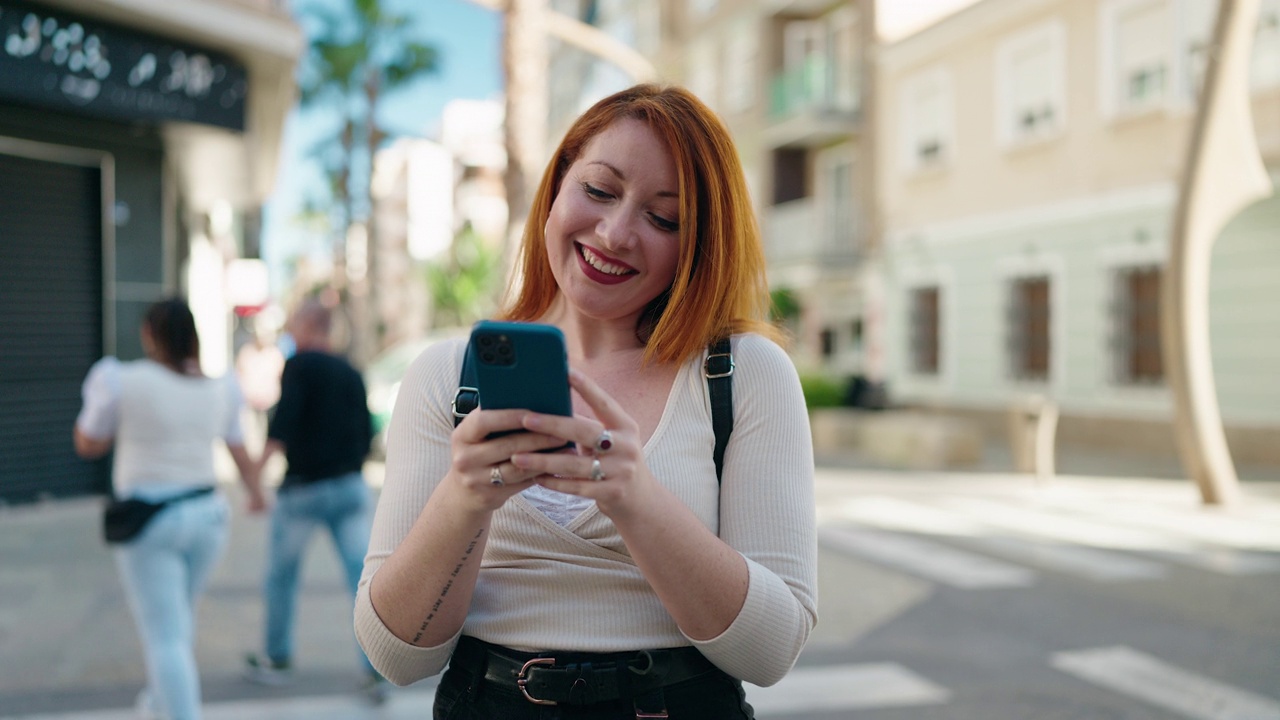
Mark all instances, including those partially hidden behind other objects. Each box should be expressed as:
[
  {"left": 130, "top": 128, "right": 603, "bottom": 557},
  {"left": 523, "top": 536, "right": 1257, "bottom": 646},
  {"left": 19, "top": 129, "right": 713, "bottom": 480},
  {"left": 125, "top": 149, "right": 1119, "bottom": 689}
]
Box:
[{"left": 587, "top": 160, "right": 678, "bottom": 198}]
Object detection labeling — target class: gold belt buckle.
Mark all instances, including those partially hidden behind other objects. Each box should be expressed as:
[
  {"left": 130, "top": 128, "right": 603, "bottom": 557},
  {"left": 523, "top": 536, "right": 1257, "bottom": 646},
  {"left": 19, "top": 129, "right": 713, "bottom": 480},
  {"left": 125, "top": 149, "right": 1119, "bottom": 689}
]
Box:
[{"left": 517, "top": 657, "right": 558, "bottom": 705}]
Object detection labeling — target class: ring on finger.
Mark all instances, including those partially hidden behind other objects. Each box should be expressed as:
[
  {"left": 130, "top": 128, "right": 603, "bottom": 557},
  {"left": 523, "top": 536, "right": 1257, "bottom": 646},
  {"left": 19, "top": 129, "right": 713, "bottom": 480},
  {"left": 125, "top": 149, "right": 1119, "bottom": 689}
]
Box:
[
  {"left": 490, "top": 466, "right": 505, "bottom": 487},
  {"left": 590, "top": 457, "right": 606, "bottom": 482},
  {"left": 593, "top": 429, "right": 614, "bottom": 454}
]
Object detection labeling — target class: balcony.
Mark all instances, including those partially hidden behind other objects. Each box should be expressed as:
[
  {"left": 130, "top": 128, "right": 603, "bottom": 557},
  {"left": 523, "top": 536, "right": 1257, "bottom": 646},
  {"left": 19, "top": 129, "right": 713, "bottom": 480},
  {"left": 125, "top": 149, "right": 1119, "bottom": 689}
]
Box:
[
  {"left": 763, "top": 197, "right": 861, "bottom": 283},
  {"left": 765, "top": 57, "right": 861, "bottom": 149},
  {"left": 763, "top": 0, "right": 846, "bottom": 16}
]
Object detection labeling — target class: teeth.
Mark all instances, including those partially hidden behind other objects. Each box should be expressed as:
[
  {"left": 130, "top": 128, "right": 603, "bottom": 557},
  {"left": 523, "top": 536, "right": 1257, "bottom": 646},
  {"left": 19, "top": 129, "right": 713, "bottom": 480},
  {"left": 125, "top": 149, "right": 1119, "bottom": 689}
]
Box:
[{"left": 581, "top": 246, "right": 630, "bottom": 276}]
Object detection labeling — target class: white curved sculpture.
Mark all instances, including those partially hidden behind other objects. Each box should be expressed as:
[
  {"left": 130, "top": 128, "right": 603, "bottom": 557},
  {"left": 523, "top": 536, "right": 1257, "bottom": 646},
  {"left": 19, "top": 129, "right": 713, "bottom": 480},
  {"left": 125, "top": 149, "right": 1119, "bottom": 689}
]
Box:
[{"left": 1162, "top": 0, "right": 1273, "bottom": 505}]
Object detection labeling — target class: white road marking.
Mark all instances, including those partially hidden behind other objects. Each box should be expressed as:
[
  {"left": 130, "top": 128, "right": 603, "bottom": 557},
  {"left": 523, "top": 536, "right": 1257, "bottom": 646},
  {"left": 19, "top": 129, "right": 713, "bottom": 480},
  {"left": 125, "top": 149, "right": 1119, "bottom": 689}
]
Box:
[
  {"left": 747, "top": 663, "right": 950, "bottom": 716},
  {"left": 968, "top": 536, "right": 1168, "bottom": 581},
  {"left": 1052, "top": 646, "right": 1280, "bottom": 720},
  {"left": 820, "top": 526, "right": 1037, "bottom": 588}
]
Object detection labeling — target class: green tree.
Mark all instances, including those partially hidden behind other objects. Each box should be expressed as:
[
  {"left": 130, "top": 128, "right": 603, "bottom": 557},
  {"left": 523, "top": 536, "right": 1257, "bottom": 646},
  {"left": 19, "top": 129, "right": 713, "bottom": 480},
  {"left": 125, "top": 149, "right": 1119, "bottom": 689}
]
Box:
[
  {"left": 426, "top": 224, "right": 501, "bottom": 329},
  {"left": 295, "top": 0, "right": 440, "bottom": 360}
]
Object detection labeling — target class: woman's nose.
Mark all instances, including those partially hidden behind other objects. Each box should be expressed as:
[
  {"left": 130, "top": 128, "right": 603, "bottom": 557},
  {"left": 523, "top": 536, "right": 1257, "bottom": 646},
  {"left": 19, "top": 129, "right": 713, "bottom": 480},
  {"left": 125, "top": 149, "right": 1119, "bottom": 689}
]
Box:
[{"left": 596, "top": 208, "right": 638, "bottom": 251}]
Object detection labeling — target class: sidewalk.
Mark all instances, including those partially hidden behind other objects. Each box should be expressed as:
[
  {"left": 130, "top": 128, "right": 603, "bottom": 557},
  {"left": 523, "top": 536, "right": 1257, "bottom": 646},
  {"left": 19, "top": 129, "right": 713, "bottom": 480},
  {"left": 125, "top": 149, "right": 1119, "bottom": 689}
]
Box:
[{"left": 2, "top": 458, "right": 1276, "bottom": 719}]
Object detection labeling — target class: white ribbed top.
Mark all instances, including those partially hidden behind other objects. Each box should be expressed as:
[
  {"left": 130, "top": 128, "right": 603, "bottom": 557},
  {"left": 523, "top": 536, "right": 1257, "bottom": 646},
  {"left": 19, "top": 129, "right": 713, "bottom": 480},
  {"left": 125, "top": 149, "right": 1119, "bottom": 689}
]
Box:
[
  {"left": 77, "top": 357, "right": 243, "bottom": 497},
  {"left": 355, "top": 334, "right": 817, "bottom": 688}
]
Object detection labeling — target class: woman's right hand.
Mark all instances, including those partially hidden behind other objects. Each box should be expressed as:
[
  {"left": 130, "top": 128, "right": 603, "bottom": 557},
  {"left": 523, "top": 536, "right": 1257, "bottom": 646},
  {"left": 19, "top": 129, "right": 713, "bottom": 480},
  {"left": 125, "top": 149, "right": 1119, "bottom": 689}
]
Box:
[{"left": 448, "top": 409, "right": 569, "bottom": 510}]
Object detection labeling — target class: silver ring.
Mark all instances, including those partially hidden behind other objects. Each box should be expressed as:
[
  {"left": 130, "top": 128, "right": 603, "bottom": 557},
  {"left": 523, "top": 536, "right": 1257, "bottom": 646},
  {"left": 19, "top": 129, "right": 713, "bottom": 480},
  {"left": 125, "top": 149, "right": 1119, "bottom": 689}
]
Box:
[
  {"left": 589, "top": 458, "right": 605, "bottom": 482},
  {"left": 593, "top": 429, "right": 614, "bottom": 454},
  {"left": 489, "top": 466, "right": 505, "bottom": 486}
]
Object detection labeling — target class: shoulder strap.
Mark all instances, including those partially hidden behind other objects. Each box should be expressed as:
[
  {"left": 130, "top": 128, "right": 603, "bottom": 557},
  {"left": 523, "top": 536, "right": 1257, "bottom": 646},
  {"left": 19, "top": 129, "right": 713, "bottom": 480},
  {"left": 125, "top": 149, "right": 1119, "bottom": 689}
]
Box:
[
  {"left": 705, "top": 337, "right": 735, "bottom": 485},
  {"left": 452, "top": 346, "right": 479, "bottom": 427},
  {"left": 452, "top": 338, "right": 736, "bottom": 486}
]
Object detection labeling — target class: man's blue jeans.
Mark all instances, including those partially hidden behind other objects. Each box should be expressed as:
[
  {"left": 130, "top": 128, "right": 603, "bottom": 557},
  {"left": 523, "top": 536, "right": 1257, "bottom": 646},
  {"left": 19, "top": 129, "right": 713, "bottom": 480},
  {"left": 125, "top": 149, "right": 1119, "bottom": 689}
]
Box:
[
  {"left": 115, "top": 490, "right": 228, "bottom": 720},
  {"left": 263, "top": 472, "right": 374, "bottom": 675}
]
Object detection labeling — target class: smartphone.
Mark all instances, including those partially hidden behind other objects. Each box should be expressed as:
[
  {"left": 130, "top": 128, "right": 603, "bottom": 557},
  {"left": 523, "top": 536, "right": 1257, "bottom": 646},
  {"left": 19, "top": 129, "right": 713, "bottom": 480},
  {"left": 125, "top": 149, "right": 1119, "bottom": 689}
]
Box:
[{"left": 469, "top": 320, "right": 575, "bottom": 449}]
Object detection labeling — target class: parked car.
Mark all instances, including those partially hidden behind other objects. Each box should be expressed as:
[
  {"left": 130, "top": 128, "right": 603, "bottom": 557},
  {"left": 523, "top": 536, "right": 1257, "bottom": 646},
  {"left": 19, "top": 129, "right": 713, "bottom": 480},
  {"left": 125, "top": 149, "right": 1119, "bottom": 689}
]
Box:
[{"left": 364, "top": 329, "right": 467, "bottom": 458}]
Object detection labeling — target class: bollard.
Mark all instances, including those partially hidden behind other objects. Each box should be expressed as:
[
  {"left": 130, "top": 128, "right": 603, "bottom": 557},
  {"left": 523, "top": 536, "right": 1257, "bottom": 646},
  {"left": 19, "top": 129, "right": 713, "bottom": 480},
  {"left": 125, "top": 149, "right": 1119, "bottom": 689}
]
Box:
[{"left": 1007, "top": 394, "right": 1058, "bottom": 482}]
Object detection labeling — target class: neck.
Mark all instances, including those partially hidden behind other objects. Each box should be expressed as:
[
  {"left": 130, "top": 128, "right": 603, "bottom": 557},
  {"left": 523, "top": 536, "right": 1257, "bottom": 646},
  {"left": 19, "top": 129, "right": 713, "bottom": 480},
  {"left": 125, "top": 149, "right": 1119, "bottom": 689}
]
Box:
[{"left": 542, "top": 296, "right": 645, "bottom": 363}]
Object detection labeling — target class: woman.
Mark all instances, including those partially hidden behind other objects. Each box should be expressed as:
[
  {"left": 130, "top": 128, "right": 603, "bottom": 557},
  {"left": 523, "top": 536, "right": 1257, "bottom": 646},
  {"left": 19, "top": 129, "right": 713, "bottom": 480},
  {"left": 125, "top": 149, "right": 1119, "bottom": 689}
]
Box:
[
  {"left": 356, "top": 84, "right": 817, "bottom": 718},
  {"left": 75, "top": 298, "right": 265, "bottom": 720}
]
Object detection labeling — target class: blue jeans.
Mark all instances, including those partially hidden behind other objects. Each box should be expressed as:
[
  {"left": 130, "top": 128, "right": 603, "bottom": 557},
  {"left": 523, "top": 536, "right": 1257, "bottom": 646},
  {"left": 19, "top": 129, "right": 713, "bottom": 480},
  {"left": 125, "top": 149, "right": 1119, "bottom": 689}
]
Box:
[
  {"left": 114, "top": 490, "right": 229, "bottom": 720},
  {"left": 263, "top": 472, "right": 374, "bottom": 674}
]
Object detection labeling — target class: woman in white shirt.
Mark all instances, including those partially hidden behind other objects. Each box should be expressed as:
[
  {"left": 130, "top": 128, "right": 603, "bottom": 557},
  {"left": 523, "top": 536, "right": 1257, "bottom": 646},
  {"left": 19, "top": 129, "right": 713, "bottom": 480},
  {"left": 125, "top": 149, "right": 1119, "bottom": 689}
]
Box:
[
  {"left": 75, "top": 298, "right": 264, "bottom": 720},
  {"left": 357, "top": 85, "right": 817, "bottom": 719}
]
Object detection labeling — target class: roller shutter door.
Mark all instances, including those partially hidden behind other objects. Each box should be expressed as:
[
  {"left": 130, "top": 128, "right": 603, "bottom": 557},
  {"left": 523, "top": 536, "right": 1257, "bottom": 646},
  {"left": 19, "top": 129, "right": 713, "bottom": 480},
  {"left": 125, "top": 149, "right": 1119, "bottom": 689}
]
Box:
[{"left": 0, "top": 151, "right": 108, "bottom": 502}]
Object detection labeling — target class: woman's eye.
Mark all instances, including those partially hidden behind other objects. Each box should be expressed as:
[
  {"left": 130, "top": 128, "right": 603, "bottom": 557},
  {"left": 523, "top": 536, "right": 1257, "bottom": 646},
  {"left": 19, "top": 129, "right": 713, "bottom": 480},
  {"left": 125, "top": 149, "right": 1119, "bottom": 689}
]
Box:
[
  {"left": 649, "top": 214, "right": 679, "bottom": 233},
  {"left": 582, "top": 182, "right": 611, "bottom": 200}
]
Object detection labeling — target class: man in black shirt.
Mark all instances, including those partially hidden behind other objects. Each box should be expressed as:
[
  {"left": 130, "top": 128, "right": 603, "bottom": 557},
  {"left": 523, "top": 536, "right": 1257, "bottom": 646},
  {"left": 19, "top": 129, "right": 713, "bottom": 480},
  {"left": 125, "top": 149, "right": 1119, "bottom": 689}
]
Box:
[{"left": 243, "top": 299, "right": 385, "bottom": 703}]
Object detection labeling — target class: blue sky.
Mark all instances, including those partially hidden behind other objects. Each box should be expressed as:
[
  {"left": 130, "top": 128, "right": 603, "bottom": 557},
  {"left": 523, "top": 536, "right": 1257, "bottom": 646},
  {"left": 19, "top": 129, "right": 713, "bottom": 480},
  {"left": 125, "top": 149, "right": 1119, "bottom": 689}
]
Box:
[{"left": 261, "top": 0, "right": 502, "bottom": 291}]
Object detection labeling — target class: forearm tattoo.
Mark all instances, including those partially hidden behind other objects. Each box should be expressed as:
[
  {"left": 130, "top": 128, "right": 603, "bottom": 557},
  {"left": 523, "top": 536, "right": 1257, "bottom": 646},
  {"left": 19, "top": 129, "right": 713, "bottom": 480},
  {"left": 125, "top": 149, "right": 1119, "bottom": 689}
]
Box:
[{"left": 413, "top": 529, "right": 484, "bottom": 643}]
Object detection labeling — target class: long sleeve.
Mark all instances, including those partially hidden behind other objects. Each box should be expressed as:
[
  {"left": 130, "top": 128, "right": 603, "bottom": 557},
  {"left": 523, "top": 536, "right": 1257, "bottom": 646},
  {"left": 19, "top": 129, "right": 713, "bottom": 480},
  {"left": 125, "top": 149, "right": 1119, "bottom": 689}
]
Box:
[
  {"left": 354, "top": 339, "right": 466, "bottom": 683},
  {"left": 684, "top": 335, "right": 818, "bottom": 686}
]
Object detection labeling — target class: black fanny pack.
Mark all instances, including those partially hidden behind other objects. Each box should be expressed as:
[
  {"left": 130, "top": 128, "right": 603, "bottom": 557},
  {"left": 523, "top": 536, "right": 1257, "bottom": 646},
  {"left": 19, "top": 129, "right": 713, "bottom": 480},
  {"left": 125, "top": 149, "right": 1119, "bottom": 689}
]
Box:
[{"left": 103, "top": 486, "right": 215, "bottom": 544}]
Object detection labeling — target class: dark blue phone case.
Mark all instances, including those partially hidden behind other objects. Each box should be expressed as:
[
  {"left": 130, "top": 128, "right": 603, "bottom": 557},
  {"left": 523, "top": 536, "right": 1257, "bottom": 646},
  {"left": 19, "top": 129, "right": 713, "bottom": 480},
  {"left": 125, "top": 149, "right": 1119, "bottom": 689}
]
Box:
[{"left": 469, "top": 321, "right": 574, "bottom": 449}]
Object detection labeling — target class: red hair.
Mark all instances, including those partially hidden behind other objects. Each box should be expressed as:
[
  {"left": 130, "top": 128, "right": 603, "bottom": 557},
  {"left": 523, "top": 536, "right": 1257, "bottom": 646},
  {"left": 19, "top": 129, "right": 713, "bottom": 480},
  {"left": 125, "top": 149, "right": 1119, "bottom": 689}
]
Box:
[{"left": 500, "top": 84, "right": 780, "bottom": 365}]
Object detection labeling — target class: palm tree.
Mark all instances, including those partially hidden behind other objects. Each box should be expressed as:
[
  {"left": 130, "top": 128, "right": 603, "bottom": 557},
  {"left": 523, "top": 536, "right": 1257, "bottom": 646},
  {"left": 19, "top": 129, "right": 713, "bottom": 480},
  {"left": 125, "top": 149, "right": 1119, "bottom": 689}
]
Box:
[{"left": 296, "top": 0, "right": 440, "bottom": 364}]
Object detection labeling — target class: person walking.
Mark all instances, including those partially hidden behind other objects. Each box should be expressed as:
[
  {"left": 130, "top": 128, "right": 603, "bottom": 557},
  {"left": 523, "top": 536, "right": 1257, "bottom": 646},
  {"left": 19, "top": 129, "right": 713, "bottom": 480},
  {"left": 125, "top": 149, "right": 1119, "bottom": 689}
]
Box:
[
  {"left": 355, "top": 84, "right": 817, "bottom": 718},
  {"left": 75, "top": 297, "right": 265, "bottom": 720},
  {"left": 242, "top": 299, "right": 385, "bottom": 702}
]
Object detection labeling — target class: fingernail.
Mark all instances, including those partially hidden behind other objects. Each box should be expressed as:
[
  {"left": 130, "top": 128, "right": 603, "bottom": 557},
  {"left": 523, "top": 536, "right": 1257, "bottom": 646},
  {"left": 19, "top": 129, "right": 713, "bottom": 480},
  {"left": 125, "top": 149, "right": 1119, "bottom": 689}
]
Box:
[{"left": 511, "top": 454, "right": 530, "bottom": 467}]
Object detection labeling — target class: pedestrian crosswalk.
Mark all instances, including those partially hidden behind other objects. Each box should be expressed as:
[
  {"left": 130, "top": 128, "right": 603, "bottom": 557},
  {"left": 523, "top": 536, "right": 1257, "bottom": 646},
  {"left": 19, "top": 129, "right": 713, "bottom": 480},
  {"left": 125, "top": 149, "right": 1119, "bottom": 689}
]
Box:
[
  {"left": 7, "top": 648, "right": 1278, "bottom": 720},
  {"left": 5, "top": 472, "right": 1278, "bottom": 720},
  {"left": 1053, "top": 646, "right": 1280, "bottom": 720},
  {"left": 816, "top": 475, "right": 1280, "bottom": 586}
]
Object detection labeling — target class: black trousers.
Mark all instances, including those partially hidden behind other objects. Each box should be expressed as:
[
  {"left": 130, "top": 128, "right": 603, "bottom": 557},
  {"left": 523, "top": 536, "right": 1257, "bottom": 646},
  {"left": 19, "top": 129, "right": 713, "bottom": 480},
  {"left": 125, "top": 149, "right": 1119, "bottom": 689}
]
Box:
[{"left": 432, "top": 638, "right": 756, "bottom": 719}]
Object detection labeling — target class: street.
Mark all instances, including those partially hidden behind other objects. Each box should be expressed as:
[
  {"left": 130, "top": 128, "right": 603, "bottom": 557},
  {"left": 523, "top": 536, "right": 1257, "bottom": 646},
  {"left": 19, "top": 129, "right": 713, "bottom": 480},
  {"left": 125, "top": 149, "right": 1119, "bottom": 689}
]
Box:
[{"left": 1, "top": 465, "right": 1278, "bottom": 719}]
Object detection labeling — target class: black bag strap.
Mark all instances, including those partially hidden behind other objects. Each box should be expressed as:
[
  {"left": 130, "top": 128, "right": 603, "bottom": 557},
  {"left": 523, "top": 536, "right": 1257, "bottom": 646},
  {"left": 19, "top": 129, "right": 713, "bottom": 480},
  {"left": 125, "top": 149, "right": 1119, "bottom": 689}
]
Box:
[
  {"left": 452, "top": 338, "right": 735, "bottom": 484},
  {"left": 452, "top": 346, "right": 479, "bottom": 427},
  {"left": 704, "top": 337, "right": 734, "bottom": 485}
]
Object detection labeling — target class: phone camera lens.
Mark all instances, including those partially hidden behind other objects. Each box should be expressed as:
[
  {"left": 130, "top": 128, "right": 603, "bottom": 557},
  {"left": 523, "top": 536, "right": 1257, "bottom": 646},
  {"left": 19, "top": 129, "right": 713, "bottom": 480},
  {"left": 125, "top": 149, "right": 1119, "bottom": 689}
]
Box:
[
  {"left": 478, "top": 335, "right": 494, "bottom": 348},
  {"left": 481, "top": 351, "right": 496, "bottom": 363}
]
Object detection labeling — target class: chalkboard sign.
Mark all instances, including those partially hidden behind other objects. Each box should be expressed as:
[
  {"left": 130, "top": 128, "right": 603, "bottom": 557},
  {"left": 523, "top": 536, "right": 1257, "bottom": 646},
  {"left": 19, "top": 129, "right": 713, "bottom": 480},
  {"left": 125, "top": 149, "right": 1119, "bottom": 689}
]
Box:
[{"left": 0, "top": 0, "right": 247, "bottom": 130}]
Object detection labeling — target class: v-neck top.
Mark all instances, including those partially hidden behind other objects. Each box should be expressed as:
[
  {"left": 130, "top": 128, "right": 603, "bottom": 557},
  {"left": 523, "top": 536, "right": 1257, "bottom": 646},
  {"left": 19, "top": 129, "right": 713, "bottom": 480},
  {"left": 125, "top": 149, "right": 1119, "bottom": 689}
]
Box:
[{"left": 355, "top": 334, "right": 817, "bottom": 688}]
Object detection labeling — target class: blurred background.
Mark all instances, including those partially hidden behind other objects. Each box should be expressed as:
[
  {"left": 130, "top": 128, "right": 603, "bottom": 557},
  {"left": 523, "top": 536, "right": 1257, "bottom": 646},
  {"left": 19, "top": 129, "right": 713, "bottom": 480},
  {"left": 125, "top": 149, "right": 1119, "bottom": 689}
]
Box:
[
  {"left": 2, "top": 0, "right": 1278, "bottom": 504},
  {"left": 1, "top": 0, "right": 1279, "bottom": 718}
]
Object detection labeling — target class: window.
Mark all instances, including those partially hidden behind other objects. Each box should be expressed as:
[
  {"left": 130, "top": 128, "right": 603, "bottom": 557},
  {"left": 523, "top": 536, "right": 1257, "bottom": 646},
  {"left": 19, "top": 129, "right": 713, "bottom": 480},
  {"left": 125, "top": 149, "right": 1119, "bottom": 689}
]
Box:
[
  {"left": 909, "top": 286, "right": 941, "bottom": 375},
  {"left": 1254, "top": 0, "right": 1280, "bottom": 89},
  {"left": 723, "top": 19, "right": 758, "bottom": 113},
  {"left": 687, "top": 39, "right": 718, "bottom": 108},
  {"left": 772, "top": 148, "right": 807, "bottom": 204},
  {"left": 1179, "top": 0, "right": 1217, "bottom": 99},
  {"left": 1110, "top": 265, "right": 1164, "bottom": 384},
  {"left": 820, "top": 327, "right": 837, "bottom": 358},
  {"left": 997, "top": 21, "right": 1066, "bottom": 145},
  {"left": 901, "top": 67, "right": 953, "bottom": 172},
  {"left": 1110, "top": 0, "right": 1172, "bottom": 114},
  {"left": 691, "top": 0, "right": 718, "bottom": 19},
  {"left": 1007, "top": 276, "right": 1051, "bottom": 381},
  {"left": 829, "top": 7, "right": 860, "bottom": 112},
  {"left": 819, "top": 150, "right": 855, "bottom": 254}
]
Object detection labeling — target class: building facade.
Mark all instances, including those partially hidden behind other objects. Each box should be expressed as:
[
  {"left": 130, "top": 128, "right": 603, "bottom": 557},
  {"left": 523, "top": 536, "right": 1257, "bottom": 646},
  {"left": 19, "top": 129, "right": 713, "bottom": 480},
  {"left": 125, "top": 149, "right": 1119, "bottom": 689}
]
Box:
[
  {"left": 0, "top": 0, "right": 301, "bottom": 501},
  {"left": 877, "top": 0, "right": 1280, "bottom": 465}
]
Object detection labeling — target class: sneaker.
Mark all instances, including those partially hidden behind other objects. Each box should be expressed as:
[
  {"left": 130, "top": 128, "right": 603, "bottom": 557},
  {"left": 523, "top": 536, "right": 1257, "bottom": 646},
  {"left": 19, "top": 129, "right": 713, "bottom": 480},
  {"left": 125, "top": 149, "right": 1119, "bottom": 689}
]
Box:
[
  {"left": 134, "top": 689, "right": 161, "bottom": 720},
  {"left": 243, "top": 653, "right": 293, "bottom": 686},
  {"left": 360, "top": 673, "right": 389, "bottom": 706}
]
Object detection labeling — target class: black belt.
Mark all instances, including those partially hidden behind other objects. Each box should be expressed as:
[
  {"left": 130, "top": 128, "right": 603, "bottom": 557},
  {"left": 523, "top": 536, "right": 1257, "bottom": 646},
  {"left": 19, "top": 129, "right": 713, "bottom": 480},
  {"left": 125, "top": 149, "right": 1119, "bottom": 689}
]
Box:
[{"left": 450, "top": 635, "right": 719, "bottom": 707}]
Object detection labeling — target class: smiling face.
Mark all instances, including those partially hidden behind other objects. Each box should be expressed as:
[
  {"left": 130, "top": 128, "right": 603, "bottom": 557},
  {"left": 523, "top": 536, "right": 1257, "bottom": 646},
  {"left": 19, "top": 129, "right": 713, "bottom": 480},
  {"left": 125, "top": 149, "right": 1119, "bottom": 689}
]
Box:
[{"left": 544, "top": 118, "right": 682, "bottom": 326}]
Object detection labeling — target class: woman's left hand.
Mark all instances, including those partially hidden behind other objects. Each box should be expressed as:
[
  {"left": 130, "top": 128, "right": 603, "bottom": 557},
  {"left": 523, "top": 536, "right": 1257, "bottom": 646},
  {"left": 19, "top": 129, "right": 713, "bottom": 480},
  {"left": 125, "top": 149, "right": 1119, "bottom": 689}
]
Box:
[{"left": 511, "top": 368, "right": 653, "bottom": 517}]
